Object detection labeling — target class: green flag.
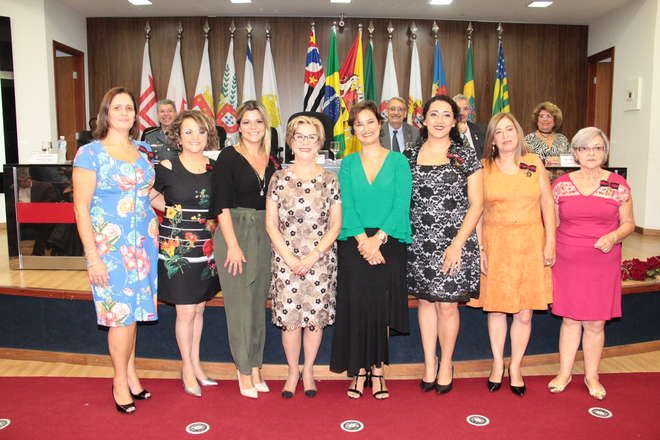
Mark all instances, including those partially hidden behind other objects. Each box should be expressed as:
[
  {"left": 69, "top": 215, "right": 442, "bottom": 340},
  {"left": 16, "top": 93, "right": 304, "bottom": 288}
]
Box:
[
  {"left": 492, "top": 40, "right": 510, "bottom": 115},
  {"left": 462, "top": 39, "right": 477, "bottom": 122},
  {"left": 364, "top": 40, "right": 377, "bottom": 102},
  {"left": 322, "top": 26, "right": 347, "bottom": 156}
]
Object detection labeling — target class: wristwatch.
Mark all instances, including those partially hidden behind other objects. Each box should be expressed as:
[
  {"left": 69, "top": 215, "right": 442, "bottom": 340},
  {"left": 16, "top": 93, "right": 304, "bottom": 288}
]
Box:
[{"left": 375, "top": 230, "right": 388, "bottom": 244}]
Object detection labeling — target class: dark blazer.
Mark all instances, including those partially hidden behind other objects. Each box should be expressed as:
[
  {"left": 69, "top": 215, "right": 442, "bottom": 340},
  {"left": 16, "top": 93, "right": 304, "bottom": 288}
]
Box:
[
  {"left": 379, "top": 122, "right": 420, "bottom": 151},
  {"left": 465, "top": 121, "right": 486, "bottom": 159}
]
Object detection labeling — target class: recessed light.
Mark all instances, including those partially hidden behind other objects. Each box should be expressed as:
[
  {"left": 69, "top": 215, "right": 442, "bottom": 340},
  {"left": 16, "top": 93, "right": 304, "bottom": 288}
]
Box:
[
  {"left": 330, "top": 0, "right": 351, "bottom": 3},
  {"left": 429, "top": 0, "right": 453, "bottom": 5},
  {"left": 128, "top": 0, "right": 152, "bottom": 5},
  {"left": 230, "top": 0, "right": 252, "bottom": 3},
  {"left": 528, "top": 1, "right": 553, "bottom": 7}
]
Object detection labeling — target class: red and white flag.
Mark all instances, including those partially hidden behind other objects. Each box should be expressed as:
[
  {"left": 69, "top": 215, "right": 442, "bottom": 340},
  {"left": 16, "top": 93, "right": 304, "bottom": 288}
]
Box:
[
  {"left": 166, "top": 37, "right": 187, "bottom": 112},
  {"left": 407, "top": 38, "right": 423, "bottom": 129},
  {"left": 216, "top": 36, "right": 239, "bottom": 141},
  {"left": 191, "top": 37, "right": 214, "bottom": 119},
  {"left": 138, "top": 39, "right": 157, "bottom": 133},
  {"left": 379, "top": 39, "right": 400, "bottom": 117}
]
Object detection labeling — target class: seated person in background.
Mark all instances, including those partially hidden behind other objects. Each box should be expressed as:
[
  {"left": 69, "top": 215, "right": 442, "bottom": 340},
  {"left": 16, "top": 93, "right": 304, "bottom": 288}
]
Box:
[
  {"left": 453, "top": 93, "right": 486, "bottom": 159},
  {"left": 16, "top": 168, "right": 59, "bottom": 255},
  {"left": 142, "top": 98, "right": 179, "bottom": 162},
  {"left": 379, "top": 97, "right": 420, "bottom": 152},
  {"left": 76, "top": 117, "right": 97, "bottom": 148},
  {"left": 524, "top": 101, "right": 570, "bottom": 164}
]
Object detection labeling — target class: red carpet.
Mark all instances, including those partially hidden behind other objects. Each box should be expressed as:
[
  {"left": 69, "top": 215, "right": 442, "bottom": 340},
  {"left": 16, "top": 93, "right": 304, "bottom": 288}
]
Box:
[{"left": 1, "top": 374, "right": 658, "bottom": 439}]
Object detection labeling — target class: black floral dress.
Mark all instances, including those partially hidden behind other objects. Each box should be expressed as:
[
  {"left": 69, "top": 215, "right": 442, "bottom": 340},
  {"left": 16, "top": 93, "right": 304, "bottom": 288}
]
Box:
[
  {"left": 404, "top": 140, "right": 482, "bottom": 302},
  {"left": 154, "top": 156, "right": 220, "bottom": 304}
]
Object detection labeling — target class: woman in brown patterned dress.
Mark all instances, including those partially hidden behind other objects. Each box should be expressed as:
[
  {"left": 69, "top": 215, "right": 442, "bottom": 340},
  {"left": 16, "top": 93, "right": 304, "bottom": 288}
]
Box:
[{"left": 265, "top": 115, "right": 342, "bottom": 398}]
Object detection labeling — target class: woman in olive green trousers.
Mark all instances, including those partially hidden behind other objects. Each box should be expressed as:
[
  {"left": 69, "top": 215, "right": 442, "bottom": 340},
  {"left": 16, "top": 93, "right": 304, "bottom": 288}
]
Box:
[{"left": 209, "top": 101, "right": 279, "bottom": 399}]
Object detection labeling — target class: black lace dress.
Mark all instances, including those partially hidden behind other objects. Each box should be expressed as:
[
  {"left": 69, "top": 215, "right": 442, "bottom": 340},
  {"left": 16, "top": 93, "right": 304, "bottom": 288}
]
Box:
[{"left": 404, "top": 140, "right": 482, "bottom": 302}]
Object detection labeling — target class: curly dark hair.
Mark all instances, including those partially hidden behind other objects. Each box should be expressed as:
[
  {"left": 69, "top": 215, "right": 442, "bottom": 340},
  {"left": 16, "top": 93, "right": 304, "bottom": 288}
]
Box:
[
  {"left": 419, "top": 95, "right": 462, "bottom": 144},
  {"left": 167, "top": 110, "right": 219, "bottom": 151}
]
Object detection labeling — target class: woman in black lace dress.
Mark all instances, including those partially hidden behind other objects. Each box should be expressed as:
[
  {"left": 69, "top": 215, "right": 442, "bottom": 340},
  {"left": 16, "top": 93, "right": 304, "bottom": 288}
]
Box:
[{"left": 404, "top": 95, "right": 483, "bottom": 394}]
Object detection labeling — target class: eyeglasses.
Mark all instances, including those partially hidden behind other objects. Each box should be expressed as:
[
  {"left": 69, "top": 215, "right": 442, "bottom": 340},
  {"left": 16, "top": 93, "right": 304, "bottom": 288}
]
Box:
[
  {"left": 293, "top": 134, "right": 320, "bottom": 144},
  {"left": 538, "top": 114, "right": 554, "bottom": 120},
  {"left": 574, "top": 146, "right": 605, "bottom": 153},
  {"left": 388, "top": 106, "right": 406, "bottom": 112}
]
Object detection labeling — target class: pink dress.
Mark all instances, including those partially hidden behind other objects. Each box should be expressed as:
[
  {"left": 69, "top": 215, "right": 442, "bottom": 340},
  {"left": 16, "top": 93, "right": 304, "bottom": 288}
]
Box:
[{"left": 551, "top": 172, "right": 631, "bottom": 320}]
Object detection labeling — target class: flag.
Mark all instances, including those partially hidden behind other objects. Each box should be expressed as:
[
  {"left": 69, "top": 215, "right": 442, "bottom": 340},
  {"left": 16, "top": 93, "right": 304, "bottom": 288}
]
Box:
[
  {"left": 407, "top": 37, "right": 423, "bottom": 128},
  {"left": 492, "top": 40, "right": 510, "bottom": 115},
  {"left": 166, "top": 37, "right": 187, "bottom": 112},
  {"left": 138, "top": 38, "right": 157, "bottom": 133},
  {"left": 431, "top": 39, "right": 449, "bottom": 96},
  {"left": 380, "top": 39, "right": 400, "bottom": 116},
  {"left": 364, "top": 39, "right": 377, "bottom": 102},
  {"left": 191, "top": 37, "right": 214, "bottom": 119},
  {"left": 322, "top": 27, "right": 347, "bottom": 157},
  {"left": 242, "top": 39, "right": 256, "bottom": 102},
  {"left": 216, "top": 36, "right": 239, "bottom": 141},
  {"left": 303, "top": 27, "right": 325, "bottom": 112},
  {"left": 462, "top": 38, "right": 477, "bottom": 122},
  {"left": 339, "top": 28, "right": 365, "bottom": 156},
  {"left": 262, "top": 37, "right": 283, "bottom": 150}
]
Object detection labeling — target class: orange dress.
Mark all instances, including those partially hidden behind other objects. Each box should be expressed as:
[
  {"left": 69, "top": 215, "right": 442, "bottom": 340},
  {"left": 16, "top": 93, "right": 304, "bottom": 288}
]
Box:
[{"left": 468, "top": 153, "right": 552, "bottom": 313}]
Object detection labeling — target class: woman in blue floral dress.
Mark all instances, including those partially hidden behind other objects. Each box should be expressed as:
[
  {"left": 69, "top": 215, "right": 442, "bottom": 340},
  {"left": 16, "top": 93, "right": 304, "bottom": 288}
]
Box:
[{"left": 73, "top": 87, "right": 159, "bottom": 414}]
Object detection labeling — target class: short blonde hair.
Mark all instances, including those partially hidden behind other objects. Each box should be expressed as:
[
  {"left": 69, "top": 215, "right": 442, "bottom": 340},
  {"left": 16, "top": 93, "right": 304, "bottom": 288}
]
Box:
[
  {"left": 532, "top": 101, "right": 563, "bottom": 132},
  {"left": 286, "top": 115, "right": 325, "bottom": 146},
  {"left": 483, "top": 112, "right": 529, "bottom": 165}
]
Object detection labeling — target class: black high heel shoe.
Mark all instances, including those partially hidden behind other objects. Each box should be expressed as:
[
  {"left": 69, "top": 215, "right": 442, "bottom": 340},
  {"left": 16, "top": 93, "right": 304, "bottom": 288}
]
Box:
[
  {"left": 508, "top": 367, "right": 526, "bottom": 397},
  {"left": 420, "top": 358, "right": 440, "bottom": 392},
  {"left": 347, "top": 372, "right": 370, "bottom": 399},
  {"left": 370, "top": 374, "right": 389, "bottom": 400},
  {"left": 113, "top": 387, "right": 136, "bottom": 415},
  {"left": 487, "top": 366, "right": 505, "bottom": 392},
  {"left": 282, "top": 371, "right": 301, "bottom": 399},
  {"left": 435, "top": 365, "right": 454, "bottom": 395},
  {"left": 130, "top": 389, "right": 151, "bottom": 400}
]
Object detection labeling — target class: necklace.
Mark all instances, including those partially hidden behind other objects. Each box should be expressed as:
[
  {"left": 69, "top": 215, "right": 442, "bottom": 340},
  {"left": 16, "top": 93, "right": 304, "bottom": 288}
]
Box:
[{"left": 237, "top": 144, "right": 267, "bottom": 196}]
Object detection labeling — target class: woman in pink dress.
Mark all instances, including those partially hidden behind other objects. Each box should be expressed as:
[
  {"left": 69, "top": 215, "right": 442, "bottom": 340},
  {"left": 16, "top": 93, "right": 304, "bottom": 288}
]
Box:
[{"left": 548, "top": 127, "right": 635, "bottom": 400}]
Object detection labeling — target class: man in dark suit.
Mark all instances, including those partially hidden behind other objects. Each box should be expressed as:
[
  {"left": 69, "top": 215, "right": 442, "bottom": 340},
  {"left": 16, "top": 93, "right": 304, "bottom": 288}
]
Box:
[
  {"left": 453, "top": 94, "right": 486, "bottom": 159},
  {"left": 379, "top": 97, "right": 419, "bottom": 152},
  {"left": 142, "top": 99, "right": 179, "bottom": 162}
]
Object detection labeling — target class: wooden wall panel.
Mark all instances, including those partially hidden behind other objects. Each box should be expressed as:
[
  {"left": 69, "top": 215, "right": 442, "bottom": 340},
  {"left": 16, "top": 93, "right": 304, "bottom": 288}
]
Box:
[{"left": 87, "top": 17, "right": 587, "bottom": 139}]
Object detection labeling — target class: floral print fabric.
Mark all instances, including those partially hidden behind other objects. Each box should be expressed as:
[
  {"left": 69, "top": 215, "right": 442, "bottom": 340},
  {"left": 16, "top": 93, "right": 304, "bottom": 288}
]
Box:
[
  {"left": 268, "top": 168, "right": 341, "bottom": 330},
  {"left": 73, "top": 141, "right": 159, "bottom": 327}
]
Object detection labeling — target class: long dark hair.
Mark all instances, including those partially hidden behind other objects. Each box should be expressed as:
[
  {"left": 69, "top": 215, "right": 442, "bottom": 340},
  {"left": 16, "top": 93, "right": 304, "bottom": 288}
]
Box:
[
  {"left": 419, "top": 95, "right": 462, "bottom": 145},
  {"left": 93, "top": 87, "right": 139, "bottom": 140}
]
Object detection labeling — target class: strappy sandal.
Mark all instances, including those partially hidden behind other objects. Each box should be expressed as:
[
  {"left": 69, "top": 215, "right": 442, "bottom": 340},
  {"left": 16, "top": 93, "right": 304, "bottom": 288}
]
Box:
[
  {"left": 370, "top": 374, "right": 390, "bottom": 400},
  {"left": 346, "top": 372, "right": 370, "bottom": 399}
]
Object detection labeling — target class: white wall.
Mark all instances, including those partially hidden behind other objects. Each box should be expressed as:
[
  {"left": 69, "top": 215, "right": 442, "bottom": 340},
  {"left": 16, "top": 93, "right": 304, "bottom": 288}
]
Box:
[
  {"left": 44, "top": 0, "right": 89, "bottom": 141},
  {"left": 588, "top": 0, "right": 660, "bottom": 229}
]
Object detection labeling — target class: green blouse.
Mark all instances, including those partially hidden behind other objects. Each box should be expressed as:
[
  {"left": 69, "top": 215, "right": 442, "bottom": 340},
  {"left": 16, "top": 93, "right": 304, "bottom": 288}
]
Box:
[{"left": 338, "top": 151, "right": 412, "bottom": 243}]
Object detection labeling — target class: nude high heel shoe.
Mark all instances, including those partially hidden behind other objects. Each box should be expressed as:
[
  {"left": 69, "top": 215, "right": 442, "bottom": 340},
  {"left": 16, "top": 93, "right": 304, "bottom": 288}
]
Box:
[{"left": 237, "top": 371, "right": 258, "bottom": 399}]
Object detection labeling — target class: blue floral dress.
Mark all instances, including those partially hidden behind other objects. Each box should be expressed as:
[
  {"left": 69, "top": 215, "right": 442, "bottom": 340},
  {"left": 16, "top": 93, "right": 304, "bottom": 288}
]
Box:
[{"left": 73, "top": 140, "right": 159, "bottom": 327}]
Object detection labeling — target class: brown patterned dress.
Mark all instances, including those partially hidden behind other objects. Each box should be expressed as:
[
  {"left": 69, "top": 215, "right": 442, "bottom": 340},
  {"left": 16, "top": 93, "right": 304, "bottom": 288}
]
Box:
[{"left": 268, "top": 168, "right": 341, "bottom": 330}]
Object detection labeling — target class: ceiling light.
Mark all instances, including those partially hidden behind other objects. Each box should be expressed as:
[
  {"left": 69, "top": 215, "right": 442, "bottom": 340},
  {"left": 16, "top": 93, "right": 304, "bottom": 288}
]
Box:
[
  {"left": 128, "top": 0, "right": 152, "bottom": 5},
  {"left": 429, "top": 0, "right": 454, "bottom": 5},
  {"left": 330, "top": 0, "right": 351, "bottom": 3},
  {"left": 230, "top": 0, "right": 252, "bottom": 3},
  {"left": 528, "top": 1, "right": 553, "bottom": 7}
]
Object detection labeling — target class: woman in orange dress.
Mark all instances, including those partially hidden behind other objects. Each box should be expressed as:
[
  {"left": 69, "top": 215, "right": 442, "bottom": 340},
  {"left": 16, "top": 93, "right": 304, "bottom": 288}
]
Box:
[{"left": 468, "top": 113, "right": 555, "bottom": 396}]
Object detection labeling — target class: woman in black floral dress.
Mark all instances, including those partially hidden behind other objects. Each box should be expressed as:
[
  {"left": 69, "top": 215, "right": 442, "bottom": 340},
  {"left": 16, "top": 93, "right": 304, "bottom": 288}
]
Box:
[
  {"left": 151, "top": 110, "right": 220, "bottom": 398},
  {"left": 404, "top": 95, "right": 483, "bottom": 394}
]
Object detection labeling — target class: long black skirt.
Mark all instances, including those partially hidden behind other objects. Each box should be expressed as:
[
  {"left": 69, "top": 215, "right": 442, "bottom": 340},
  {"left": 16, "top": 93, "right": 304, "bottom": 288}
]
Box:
[{"left": 330, "top": 230, "right": 409, "bottom": 376}]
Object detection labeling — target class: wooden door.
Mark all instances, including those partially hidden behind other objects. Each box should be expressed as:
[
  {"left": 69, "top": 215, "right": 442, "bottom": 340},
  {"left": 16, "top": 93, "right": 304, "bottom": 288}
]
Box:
[
  {"left": 586, "top": 48, "right": 614, "bottom": 138},
  {"left": 53, "top": 41, "right": 86, "bottom": 159}
]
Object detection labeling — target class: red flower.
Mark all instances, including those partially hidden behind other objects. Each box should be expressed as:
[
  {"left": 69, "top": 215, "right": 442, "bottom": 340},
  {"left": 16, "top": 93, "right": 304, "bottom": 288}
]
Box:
[
  {"left": 203, "top": 239, "right": 213, "bottom": 258},
  {"left": 184, "top": 232, "right": 198, "bottom": 243}
]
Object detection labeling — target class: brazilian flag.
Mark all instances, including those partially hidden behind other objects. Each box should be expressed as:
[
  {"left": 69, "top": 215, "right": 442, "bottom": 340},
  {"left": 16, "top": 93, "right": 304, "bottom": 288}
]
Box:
[{"left": 322, "top": 27, "right": 347, "bottom": 157}]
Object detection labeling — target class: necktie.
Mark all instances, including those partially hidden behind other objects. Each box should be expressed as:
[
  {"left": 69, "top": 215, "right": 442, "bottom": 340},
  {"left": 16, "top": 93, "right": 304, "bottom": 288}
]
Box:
[{"left": 392, "top": 130, "right": 400, "bottom": 152}]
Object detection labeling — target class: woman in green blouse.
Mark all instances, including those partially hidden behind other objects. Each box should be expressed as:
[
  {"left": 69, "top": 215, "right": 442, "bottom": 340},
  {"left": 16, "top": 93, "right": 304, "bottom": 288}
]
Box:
[{"left": 329, "top": 101, "right": 412, "bottom": 400}]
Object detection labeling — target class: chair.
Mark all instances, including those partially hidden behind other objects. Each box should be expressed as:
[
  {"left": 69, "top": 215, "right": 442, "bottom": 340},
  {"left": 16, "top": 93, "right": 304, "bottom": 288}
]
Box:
[
  {"left": 284, "top": 111, "right": 333, "bottom": 163},
  {"left": 216, "top": 125, "right": 227, "bottom": 150},
  {"left": 75, "top": 130, "right": 94, "bottom": 148}
]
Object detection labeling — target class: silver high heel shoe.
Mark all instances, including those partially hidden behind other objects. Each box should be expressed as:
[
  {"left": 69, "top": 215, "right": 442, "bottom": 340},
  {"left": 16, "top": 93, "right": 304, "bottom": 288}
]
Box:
[
  {"left": 183, "top": 381, "right": 202, "bottom": 398},
  {"left": 198, "top": 377, "right": 219, "bottom": 387}
]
